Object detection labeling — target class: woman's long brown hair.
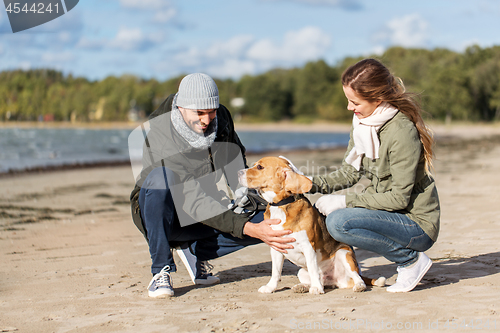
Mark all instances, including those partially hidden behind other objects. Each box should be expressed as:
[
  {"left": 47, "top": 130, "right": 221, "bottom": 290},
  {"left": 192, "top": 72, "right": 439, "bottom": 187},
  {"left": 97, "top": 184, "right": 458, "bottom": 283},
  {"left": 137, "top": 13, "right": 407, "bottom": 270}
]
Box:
[{"left": 342, "top": 58, "right": 434, "bottom": 175}]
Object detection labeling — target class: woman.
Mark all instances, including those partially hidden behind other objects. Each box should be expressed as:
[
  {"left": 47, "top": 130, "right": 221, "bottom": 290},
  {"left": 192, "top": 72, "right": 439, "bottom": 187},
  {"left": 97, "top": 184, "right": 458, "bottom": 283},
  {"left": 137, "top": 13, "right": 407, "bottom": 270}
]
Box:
[{"left": 310, "top": 58, "right": 440, "bottom": 292}]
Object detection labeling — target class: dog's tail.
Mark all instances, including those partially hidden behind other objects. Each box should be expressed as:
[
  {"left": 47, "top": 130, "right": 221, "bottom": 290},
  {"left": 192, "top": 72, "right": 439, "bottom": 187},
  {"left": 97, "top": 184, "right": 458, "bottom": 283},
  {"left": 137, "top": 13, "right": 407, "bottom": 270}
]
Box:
[{"left": 362, "top": 276, "right": 386, "bottom": 287}]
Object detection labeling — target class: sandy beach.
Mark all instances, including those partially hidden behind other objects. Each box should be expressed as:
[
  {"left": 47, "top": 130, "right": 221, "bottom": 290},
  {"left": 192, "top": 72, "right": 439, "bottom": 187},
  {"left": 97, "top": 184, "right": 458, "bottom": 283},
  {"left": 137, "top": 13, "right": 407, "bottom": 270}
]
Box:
[{"left": 1, "top": 123, "right": 500, "bottom": 333}]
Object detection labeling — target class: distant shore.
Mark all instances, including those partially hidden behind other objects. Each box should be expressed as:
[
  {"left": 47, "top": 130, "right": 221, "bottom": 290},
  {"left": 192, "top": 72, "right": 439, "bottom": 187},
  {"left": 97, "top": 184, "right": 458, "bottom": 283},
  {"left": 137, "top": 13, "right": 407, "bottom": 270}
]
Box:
[
  {"left": 2, "top": 119, "right": 500, "bottom": 134},
  {"left": 0, "top": 120, "right": 352, "bottom": 131}
]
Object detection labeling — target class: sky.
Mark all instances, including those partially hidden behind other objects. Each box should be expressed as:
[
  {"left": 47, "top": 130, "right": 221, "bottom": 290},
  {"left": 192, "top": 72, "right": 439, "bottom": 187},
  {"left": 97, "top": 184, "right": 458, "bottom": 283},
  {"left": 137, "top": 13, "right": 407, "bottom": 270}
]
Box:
[{"left": 1, "top": 0, "right": 500, "bottom": 81}]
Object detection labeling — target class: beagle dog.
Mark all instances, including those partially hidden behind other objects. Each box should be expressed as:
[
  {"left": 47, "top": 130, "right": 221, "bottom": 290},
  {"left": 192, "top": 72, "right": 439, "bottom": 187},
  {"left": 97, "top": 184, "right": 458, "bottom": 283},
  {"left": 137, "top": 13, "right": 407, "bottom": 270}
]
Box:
[{"left": 238, "top": 157, "right": 385, "bottom": 294}]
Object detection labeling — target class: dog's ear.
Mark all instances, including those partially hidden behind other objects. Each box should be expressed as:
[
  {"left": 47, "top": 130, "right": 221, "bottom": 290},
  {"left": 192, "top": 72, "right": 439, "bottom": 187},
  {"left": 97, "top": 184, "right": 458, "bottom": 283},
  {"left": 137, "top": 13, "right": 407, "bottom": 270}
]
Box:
[{"left": 283, "top": 169, "right": 313, "bottom": 194}]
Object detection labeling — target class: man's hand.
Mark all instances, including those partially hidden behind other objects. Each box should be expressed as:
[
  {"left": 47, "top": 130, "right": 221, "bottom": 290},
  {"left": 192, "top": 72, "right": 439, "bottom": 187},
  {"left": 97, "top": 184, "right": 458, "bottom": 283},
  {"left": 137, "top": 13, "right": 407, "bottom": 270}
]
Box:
[{"left": 243, "top": 219, "right": 295, "bottom": 253}]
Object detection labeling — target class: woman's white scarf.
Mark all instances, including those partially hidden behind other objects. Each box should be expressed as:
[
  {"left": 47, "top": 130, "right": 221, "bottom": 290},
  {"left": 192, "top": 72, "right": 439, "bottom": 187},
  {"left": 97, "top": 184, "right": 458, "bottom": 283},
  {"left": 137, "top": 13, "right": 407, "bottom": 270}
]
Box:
[{"left": 345, "top": 102, "right": 399, "bottom": 170}]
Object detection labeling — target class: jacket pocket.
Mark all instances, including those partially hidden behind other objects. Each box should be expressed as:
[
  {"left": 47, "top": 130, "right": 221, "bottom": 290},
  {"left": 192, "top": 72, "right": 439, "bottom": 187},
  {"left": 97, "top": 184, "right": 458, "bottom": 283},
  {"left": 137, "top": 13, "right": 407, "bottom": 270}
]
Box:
[{"left": 373, "top": 167, "right": 391, "bottom": 193}]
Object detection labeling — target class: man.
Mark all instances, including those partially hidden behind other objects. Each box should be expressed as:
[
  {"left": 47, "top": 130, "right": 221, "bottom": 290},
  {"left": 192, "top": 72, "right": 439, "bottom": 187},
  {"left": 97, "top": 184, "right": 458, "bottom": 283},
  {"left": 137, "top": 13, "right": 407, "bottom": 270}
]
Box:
[{"left": 130, "top": 73, "right": 294, "bottom": 298}]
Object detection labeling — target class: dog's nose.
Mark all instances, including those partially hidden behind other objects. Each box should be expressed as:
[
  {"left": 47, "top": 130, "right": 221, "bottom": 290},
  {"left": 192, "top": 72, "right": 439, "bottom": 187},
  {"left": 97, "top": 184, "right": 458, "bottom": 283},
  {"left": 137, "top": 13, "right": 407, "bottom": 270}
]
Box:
[{"left": 237, "top": 170, "right": 245, "bottom": 177}]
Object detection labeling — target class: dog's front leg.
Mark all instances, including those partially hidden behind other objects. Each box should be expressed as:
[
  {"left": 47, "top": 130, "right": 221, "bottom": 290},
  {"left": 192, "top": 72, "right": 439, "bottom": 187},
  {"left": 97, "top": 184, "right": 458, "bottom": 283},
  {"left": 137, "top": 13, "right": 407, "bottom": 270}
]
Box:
[
  {"left": 258, "top": 248, "right": 284, "bottom": 293},
  {"left": 300, "top": 243, "right": 324, "bottom": 294}
]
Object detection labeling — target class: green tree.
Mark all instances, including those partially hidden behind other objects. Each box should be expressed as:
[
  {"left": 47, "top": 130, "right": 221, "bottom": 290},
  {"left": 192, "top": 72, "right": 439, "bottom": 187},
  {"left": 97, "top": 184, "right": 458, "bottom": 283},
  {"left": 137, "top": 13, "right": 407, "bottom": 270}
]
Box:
[
  {"left": 468, "top": 53, "right": 500, "bottom": 121},
  {"left": 292, "top": 60, "right": 339, "bottom": 122},
  {"left": 238, "top": 70, "right": 293, "bottom": 122}
]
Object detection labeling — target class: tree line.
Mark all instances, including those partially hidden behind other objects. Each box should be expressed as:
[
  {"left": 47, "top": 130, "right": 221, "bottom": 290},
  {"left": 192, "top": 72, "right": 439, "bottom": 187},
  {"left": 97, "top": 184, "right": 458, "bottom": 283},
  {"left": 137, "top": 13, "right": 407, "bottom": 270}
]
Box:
[{"left": 2, "top": 45, "right": 500, "bottom": 123}]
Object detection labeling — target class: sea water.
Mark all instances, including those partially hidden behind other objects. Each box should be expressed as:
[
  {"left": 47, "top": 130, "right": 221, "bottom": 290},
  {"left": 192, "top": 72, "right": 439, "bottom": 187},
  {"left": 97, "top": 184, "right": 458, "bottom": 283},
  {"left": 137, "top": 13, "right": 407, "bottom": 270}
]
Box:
[{"left": 0, "top": 127, "right": 349, "bottom": 173}]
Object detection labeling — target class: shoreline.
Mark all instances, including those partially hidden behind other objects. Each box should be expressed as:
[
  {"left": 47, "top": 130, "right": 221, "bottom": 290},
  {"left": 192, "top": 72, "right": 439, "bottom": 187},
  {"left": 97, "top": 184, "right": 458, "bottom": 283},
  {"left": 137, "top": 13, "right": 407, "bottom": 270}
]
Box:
[
  {"left": 0, "top": 160, "right": 132, "bottom": 179},
  {"left": 0, "top": 147, "right": 349, "bottom": 178}
]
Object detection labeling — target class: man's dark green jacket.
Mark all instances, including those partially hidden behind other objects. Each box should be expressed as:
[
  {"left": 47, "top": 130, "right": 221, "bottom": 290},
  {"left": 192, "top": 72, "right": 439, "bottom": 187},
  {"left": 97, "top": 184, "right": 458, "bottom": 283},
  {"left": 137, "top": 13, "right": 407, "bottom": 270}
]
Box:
[{"left": 130, "top": 94, "right": 250, "bottom": 241}]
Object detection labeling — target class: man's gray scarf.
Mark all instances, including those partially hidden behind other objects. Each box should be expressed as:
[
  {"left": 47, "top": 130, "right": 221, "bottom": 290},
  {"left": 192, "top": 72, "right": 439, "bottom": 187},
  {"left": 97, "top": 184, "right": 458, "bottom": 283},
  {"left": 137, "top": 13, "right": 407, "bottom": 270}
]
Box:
[{"left": 170, "top": 96, "right": 217, "bottom": 150}]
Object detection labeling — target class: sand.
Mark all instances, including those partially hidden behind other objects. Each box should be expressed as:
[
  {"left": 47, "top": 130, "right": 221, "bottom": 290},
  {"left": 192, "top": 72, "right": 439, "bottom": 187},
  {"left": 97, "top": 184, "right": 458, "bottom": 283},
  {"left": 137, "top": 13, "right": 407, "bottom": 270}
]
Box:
[{"left": 1, "top": 124, "right": 500, "bottom": 333}]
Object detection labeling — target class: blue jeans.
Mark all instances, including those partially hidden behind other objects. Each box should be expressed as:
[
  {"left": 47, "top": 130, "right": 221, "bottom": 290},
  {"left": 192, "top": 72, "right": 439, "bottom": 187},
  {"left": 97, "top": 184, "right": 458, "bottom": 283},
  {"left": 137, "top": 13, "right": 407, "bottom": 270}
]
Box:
[
  {"left": 139, "top": 167, "right": 262, "bottom": 275},
  {"left": 326, "top": 208, "right": 434, "bottom": 267}
]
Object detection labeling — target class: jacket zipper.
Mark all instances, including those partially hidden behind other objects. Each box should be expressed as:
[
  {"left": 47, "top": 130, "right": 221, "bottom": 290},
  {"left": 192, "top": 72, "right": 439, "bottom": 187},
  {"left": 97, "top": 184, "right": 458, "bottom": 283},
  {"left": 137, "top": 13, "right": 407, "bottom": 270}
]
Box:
[{"left": 208, "top": 147, "right": 215, "bottom": 172}]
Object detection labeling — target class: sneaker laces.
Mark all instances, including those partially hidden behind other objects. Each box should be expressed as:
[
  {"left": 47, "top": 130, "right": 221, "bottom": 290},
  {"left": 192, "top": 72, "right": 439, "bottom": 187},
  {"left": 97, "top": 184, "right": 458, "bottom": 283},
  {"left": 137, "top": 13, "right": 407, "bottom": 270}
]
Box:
[
  {"left": 155, "top": 265, "right": 173, "bottom": 288},
  {"left": 198, "top": 261, "right": 214, "bottom": 277}
]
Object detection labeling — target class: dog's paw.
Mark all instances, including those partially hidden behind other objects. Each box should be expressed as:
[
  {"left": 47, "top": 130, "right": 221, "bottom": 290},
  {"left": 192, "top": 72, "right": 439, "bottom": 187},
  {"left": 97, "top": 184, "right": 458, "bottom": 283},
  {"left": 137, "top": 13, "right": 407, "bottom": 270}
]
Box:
[
  {"left": 291, "top": 283, "right": 310, "bottom": 293},
  {"left": 353, "top": 282, "right": 366, "bottom": 292},
  {"left": 374, "top": 277, "right": 386, "bottom": 287},
  {"left": 258, "top": 285, "right": 276, "bottom": 294},
  {"left": 309, "top": 286, "right": 325, "bottom": 295}
]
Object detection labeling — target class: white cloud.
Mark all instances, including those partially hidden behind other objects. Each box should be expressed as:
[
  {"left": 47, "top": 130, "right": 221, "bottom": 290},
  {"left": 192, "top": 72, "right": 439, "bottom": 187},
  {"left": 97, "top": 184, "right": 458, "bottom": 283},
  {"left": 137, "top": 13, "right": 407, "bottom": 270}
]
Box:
[
  {"left": 170, "top": 26, "right": 331, "bottom": 78},
  {"left": 25, "top": 7, "right": 84, "bottom": 33},
  {"left": 206, "top": 35, "right": 255, "bottom": 59},
  {"left": 0, "top": 6, "right": 13, "bottom": 33},
  {"left": 152, "top": 7, "right": 177, "bottom": 23},
  {"left": 41, "top": 51, "right": 76, "bottom": 64},
  {"left": 120, "top": 0, "right": 167, "bottom": 9},
  {"left": 387, "top": 14, "right": 429, "bottom": 47},
  {"left": 112, "top": 28, "right": 147, "bottom": 50},
  {"left": 18, "top": 61, "right": 31, "bottom": 70},
  {"left": 264, "top": 0, "right": 362, "bottom": 10},
  {"left": 75, "top": 27, "right": 164, "bottom": 52},
  {"left": 451, "top": 39, "right": 498, "bottom": 55},
  {"left": 207, "top": 59, "right": 258, "bottom": 79},
  {"left": 76, "top": 37, "right": 104, "bottom": 50},
  {"left": 120, "top": 0, "right": 177, "bottom": 23},
  {"left": 75, "top": 26, "right": 165, "bottom": 52},
  {"left": 0, "top": 9, "right": 84, "bottom": 52},
  {"left": 0, "top": 6, "right": 8, "bottom": 33},
  {"left": 248, "top": 26, "right": 331, "bottom": 62},
  {"left": 371, "top": 45, "right": 386, "bottom": 56},
  {"left": 373, "top": 14, "right": 429, "bottom": 48},
  {"left": 171, "top": 35, "right": 257, "bottom": 75},
  {"left": 110, "top": 27, "right": 162, "bottom": 51}
]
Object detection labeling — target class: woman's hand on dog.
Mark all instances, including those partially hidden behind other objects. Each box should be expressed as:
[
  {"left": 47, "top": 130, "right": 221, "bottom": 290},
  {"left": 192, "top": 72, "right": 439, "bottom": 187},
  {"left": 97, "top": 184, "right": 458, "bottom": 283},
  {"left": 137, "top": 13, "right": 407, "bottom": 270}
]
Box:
[
  {"left": 243, "top": 219, "right": 295, "bottom": 253},
  {"left": 315, "top": 194, "right": 347, "bottom": 216}
]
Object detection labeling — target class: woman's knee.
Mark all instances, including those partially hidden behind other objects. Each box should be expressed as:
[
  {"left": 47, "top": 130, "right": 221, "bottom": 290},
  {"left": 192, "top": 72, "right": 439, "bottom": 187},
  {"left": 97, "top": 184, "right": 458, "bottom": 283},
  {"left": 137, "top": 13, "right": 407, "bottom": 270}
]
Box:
[
  {"left": 325, "top": 209, "right": 350, "bottom": 237},
  {"left": 407, "top": 232, "right": 434, "bottom": 252}
]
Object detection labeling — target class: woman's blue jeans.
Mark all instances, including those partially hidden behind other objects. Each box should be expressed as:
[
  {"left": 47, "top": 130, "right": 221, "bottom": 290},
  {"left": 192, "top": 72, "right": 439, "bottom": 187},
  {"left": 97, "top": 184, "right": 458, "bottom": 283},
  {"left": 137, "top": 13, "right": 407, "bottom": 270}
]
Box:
[
  {"left": 326, "top": 208, "right": 434, "bottom": 267},
  {"left": 139, "top": 167, "right": 261, "bottom": 275}
]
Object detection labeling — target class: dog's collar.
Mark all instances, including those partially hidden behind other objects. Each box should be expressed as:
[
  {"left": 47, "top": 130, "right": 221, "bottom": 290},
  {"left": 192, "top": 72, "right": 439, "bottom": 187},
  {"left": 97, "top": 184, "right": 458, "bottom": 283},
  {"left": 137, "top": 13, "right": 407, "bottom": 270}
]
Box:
[{"left": 270, "top": 196, "right": 296, "bottom": 207}]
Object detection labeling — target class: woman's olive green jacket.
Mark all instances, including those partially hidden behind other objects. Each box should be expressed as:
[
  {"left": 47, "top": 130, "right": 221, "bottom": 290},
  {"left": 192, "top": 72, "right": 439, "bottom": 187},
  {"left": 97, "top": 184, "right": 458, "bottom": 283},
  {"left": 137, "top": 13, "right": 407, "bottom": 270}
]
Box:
[{"left": 310, "top": 112, "right": 440, "bottom": 241}]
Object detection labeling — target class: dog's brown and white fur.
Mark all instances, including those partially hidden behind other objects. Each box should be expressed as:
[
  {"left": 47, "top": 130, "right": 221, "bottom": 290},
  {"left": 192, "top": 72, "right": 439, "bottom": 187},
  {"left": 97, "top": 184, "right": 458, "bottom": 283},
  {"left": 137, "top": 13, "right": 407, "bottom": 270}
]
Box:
[{"left": 238, "top": 157, "right": 385, "bottom": 294}]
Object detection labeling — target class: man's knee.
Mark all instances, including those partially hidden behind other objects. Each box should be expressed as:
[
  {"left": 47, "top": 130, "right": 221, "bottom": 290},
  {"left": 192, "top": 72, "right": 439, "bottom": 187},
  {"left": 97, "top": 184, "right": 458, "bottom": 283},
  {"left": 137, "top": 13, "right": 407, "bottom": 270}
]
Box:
[
  {"left": 143, "top": 167, "right": 173, "bottom": 191},
  {"left": 140, "top": 168, "right": 175, "bottom": 208}
]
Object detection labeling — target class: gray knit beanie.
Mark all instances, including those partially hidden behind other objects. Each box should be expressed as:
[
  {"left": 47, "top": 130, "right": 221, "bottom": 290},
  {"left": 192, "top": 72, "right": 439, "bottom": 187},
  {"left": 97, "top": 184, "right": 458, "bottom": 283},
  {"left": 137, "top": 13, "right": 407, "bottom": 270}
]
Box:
[{"left": 176, "top": 73, "right": 219, "bottom": 110}]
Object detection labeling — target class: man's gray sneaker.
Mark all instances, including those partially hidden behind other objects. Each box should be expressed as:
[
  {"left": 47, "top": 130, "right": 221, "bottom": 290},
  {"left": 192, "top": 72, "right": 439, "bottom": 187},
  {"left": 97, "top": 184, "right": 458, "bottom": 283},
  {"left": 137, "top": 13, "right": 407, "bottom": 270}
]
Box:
[
  {"left": 194, "top": 260, "right": 220, "bottom": 285},
  {"left": 174, "top": 244, "right": 220, "bottom": 285},
  {"left": 148, "top": 265, "right": 174, "bottom": 298},
  {"left": 174, "top": 244, "right": 197, "bottom": 284}
]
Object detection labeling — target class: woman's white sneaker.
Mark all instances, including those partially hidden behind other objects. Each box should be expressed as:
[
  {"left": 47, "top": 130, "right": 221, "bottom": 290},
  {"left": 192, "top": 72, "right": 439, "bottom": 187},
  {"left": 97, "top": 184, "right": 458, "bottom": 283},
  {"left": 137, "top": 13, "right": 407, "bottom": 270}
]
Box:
[{"left": 387, "top": 252, "right": 432, "bottom": 293}]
